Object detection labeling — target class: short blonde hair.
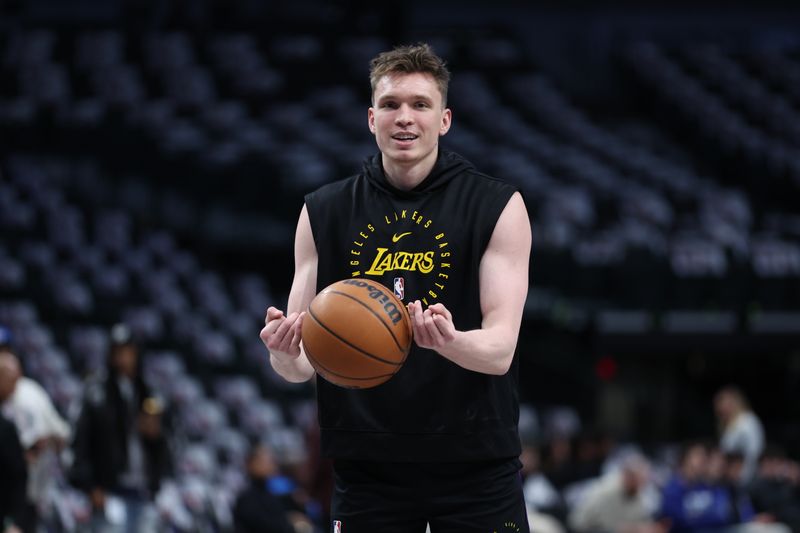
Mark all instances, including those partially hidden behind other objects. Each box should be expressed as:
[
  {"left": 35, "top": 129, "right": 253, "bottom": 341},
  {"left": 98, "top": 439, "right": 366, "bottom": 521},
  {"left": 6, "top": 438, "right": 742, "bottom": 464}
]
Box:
[{"left": 369, "top": 43, "right": 451, "bottom": 106}]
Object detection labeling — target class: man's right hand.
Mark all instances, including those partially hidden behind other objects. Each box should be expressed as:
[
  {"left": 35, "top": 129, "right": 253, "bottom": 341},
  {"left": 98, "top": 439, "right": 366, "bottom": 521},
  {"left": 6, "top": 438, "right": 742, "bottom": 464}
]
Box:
[{"left": 260, "top": 307, "right": 305, "bottom": 362}]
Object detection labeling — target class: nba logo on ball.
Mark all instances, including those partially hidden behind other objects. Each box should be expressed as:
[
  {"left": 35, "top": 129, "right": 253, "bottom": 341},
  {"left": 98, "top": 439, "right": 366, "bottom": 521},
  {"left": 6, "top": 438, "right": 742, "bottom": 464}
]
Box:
[
  {"left": 333, "top": 520, "right": 342, "bottom": 533},
  {"left": 393, "top": 277, "right": 405, "bottom": 300}
]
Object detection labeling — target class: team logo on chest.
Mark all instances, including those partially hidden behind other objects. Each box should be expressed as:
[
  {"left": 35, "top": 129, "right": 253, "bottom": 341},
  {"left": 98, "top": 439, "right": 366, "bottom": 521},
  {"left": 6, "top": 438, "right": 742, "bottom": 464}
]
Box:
[{"left": 348, "top": 209, "right": 453, "bottom": 305}]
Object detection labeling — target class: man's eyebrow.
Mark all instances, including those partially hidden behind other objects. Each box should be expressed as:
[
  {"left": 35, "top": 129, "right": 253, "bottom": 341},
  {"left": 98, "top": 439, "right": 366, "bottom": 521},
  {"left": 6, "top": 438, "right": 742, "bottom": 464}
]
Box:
[{"left": 377, "top": 93, "right": 434, "bottom": 102}]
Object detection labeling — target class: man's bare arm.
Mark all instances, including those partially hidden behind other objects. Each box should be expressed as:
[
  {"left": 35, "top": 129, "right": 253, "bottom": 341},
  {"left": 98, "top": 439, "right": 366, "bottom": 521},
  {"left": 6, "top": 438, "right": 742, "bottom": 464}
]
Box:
[
  {"left": 260, "top": 204, "right": 318, "bottom": 382},
  {"left": 409, "top": 192, "right": 531, "bottom": 375}
]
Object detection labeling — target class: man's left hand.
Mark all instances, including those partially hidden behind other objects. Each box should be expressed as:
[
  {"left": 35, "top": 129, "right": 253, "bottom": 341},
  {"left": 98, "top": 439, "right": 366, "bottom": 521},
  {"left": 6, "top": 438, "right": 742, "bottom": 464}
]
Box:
[{"left": 408, "top": 301, "right": 456, "bottom": 350}]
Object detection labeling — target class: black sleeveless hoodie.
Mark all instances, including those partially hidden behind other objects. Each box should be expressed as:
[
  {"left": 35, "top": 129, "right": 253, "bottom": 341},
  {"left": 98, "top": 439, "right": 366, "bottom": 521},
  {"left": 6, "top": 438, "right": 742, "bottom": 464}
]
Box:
[{"left": 304, "top": 149, "right": 521, "bottom": 462}]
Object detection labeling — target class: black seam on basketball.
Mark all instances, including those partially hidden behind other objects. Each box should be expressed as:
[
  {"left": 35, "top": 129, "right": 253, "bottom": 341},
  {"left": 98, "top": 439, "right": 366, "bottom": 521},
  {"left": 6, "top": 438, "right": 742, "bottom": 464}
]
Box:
[
  {"left": 306, "top": 306, "right": 404, "bottom": 366},
  {"left": 323, "top": 289, "right": 407, "bottom": 354},
  {"left": 304, "top": 342, "right": 397, "bottom": 381}
]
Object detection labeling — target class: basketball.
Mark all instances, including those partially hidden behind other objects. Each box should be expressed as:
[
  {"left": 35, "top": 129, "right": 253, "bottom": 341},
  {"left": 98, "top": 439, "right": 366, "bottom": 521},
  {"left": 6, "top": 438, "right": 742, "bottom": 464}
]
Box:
[{"left": 301, "top": 279, "right": 413, "bottom": 389}]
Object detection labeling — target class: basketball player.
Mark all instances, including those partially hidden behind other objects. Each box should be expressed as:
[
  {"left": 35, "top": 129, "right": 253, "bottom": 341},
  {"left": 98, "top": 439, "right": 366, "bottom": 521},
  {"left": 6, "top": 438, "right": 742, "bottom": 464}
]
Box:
[{"left": 260, "top": 43, "right": 532, "bottom": 533}]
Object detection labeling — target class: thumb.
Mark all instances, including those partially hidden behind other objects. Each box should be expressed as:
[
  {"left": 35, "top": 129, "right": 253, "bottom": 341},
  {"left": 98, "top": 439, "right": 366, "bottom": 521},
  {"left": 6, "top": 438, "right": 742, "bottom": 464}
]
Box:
[
  {"left": 267, "top": 307, "right": 285, "bottom": 321},
  {"left": 428, "top": 303, "right": 452, "bottom": 320}
]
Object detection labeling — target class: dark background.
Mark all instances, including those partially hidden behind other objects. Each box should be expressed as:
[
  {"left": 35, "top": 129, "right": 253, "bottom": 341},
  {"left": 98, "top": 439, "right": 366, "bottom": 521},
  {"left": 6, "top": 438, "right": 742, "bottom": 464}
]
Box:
[{"left": 1, "top": 0, "right": 799, "bottom": 452}]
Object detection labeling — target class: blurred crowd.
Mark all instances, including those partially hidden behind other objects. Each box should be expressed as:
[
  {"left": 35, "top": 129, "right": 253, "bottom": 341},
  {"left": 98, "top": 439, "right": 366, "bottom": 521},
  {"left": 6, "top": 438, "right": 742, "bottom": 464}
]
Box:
[
  {"left": 0, "top": 324, "right": 330, "bottom": 533},
  {"left": 520, "top": 388, "right": 800, "bottom": 533},
  {"left": 2, "top": 318, "right": 798, "bottom": 533}
]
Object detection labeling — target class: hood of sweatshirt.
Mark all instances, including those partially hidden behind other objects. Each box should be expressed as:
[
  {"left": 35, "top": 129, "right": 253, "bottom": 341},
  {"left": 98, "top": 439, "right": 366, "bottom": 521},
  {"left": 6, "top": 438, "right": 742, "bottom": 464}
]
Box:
[{"left": 362, "top": 149, "right": 475, "bottom": 199}]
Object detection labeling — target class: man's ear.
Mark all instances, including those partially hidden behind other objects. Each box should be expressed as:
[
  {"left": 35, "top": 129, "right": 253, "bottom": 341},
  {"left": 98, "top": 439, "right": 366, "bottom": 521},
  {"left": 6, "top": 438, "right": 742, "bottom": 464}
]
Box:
[
  {"left": 368, "top": 107, "right": 376, "bottom": 134},
  {"left": 439, "top": 108, "right": 452, "bottom": 136}
]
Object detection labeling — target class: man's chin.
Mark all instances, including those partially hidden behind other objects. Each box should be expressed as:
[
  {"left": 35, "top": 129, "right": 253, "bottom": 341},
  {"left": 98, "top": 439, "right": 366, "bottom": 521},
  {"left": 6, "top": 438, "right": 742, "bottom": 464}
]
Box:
[{"left": 386, "top": 149, "right": 419, "bottom": 162}]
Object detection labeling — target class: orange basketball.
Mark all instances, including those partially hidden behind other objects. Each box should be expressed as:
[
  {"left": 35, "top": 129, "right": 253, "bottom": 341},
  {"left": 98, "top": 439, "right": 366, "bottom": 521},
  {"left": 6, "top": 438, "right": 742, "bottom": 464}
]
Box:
[{"left": 301, "top": 279, "right": 412, "bottom": 389}]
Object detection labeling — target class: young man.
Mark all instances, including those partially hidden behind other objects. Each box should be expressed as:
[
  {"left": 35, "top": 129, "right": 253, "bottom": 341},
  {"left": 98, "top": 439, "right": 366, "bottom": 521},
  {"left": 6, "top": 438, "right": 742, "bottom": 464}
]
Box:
[
  {"left": 260, "top": 43, "right": 532, "bottom": 532},
  {"left": 714, "top": 386, "right": 764, "bottom": 484}
]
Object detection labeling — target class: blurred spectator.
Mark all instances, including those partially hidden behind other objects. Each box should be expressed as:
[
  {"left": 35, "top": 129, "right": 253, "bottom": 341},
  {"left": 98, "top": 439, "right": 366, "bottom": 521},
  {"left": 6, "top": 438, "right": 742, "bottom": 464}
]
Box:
[
  {"left": 749, "top": 446, "right": 800, "bottom": 531},
  {"left": 714, "top": 386, "right": 764, "bottom": 484},
  {"left": 719, "top": 451, "right": 793, "bottom": 532},
  {"left": 660, "top": 441, "right": 732, "bottom": 531},
  {"left": 569, "top": 453, "right": 664, "bottom": 533},
  {"left": 574, "top": 430, "right": 611, "bottom": 481},
  {"left": 233, "top": 443, "right": 312, "bottom": 533},
  {"left": 0, "top": 348, "right": 70, "bottom": 532},
  {"left": 70, "top": 324, "right": 172, "bottom": 532},
  {"left": 0, "top": 413, "right": 27, "bottom": 533},
  {"left": 542, "top": 429, "right": 611, "bottom": 498},
  {"left": 520, "top": 443, "right": 567, "bottom": 533},
  {"left": 660, "top": 442, "right": 788, "bottom": 533},
  {"left": 729, "top": 452, "right": 792, "bottom": 532},
  {"left": 544, "top": 434, "right": 580, "bottom": 490}
]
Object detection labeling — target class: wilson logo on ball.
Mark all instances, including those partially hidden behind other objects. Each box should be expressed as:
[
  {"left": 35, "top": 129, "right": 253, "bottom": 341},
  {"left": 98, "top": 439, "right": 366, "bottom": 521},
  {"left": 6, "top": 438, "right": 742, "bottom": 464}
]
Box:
[{"left": 340, "top": 279, "right": 404, "bottom": 325}]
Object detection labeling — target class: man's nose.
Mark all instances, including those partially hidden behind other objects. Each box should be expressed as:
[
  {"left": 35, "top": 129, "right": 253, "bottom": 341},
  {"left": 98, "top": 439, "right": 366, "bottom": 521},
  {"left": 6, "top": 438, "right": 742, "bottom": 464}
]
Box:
[{"left": 395, "top": 104, "right": 414, "bottom": 126}]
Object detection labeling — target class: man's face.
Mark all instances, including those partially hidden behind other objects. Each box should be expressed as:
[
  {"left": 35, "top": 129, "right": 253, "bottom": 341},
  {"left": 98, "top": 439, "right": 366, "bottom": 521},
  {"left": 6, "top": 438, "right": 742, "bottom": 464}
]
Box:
[
  {"left": 111, "top": 345, "right": 137, "bottom": 378},
  {"left": 0, "top": 369, "right": 15, "bottom": 401},
  {"left": 0, "top": 353, "right": 20, "bottom": 401},
  {"left": 248, "top": 446, "right": 278, "bottom": 480},
  {"left": 682, "top": 445, "right": 708, "bottom": 481},
  {"left": 368, "top": 72, "right": 451, "bottom": 171},
  {"left": 714, "top": 392, "right": 735, "bottom": 422}
]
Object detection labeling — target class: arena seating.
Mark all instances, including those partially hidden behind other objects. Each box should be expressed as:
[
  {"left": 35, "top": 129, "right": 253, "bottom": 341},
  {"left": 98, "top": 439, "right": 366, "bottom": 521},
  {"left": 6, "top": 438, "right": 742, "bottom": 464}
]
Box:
[{"left": 1, "top": 22, "right": 799, "bottom": 530}]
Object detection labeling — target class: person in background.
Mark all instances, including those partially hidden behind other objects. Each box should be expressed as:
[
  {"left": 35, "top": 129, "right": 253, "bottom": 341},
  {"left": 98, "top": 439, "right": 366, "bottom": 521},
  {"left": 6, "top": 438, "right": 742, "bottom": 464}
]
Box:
[
  {"left": 543, "top": 433, "right": 581, "bottom": 491},
  {"left": 749, "top": 446, "right": 800, "bottom": 532},
  {"left": 721, "top": 451, "right": 792, "bottom": 533},
  {"left": 661, "top": 442, "right": 787, "bottom": 533},
  {"left": 660, "top": 441, "right": 732, "bottom": 532},
  {"left": 569, "top": 453, "right": 664, "bottom": 533},
  {"left": 0, "top": 412, "right": 27, "bottom": 533},
  {"left": 572, "top": 430, "right": 609, "bottom": 483},
  {"left": 520, "top": 442, "right": 566, "bottom": 533},
  {"left": 714, "top": 386, "right": 764, "bottom": 485},
  {"left": 233, "top": 443, "right": 313, "bottom": 533},
  {"left": 0, "top": 347, "right": 70, "bottom": 532},
  {"left": 70, "top": 324, "right": 171, "bottom": 532}
]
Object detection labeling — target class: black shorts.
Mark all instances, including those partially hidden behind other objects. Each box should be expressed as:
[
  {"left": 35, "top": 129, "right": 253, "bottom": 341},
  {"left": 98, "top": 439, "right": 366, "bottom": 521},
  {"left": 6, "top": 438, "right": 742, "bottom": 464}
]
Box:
[{"left": 330, "top": 458, "right": 529, "bottom": 533}]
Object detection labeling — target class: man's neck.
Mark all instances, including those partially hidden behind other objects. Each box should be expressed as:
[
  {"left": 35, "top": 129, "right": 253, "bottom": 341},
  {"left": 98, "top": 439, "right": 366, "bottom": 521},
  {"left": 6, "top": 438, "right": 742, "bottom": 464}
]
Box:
[{"left": 382, "top": 147, "right": 439, "bottom": 191}]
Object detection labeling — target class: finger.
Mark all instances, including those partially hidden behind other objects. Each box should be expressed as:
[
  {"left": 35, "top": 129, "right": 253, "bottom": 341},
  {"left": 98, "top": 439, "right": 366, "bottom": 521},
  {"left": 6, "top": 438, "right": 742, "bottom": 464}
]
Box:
[
  {"left": 266, "top": 307, "right": 284, "bottom": 321},
  {"left": 427, "top": 303, "right": 452, "bottom": 322},
  {"left": 411, "top": 301, "right": 425, "bottom": 329},
  {"left": 275, "top": 312, "right": 301, "bottom": 352},
  {"left": 411, "top": 302, "right": 431, "bottom": 345},
  {"left": 424, "top": 310, "right": 445, "bottom": 346},
  {"left": 269, "top": 312, "right": 297, "bottom": 350},
  {"left": 412, "top": 322, "right": 431, "bottom": 348},
  {"left": 260, "top": 317, "right": 283, "bottom": 343},
  {"left": 290, "top": 313, "right": 305, "bottom": 349},
  {"left": 261, "top": 312, "right": 286, "bottom": 341},
  {"left": 416, "top": 308, "right": 438, "bottom": 347},
  {"left": 432, "top": 313, "right": 456, "bottom": 341},
  {"left": 409, "top": 303, "right": 428, "bottom": 345}
]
